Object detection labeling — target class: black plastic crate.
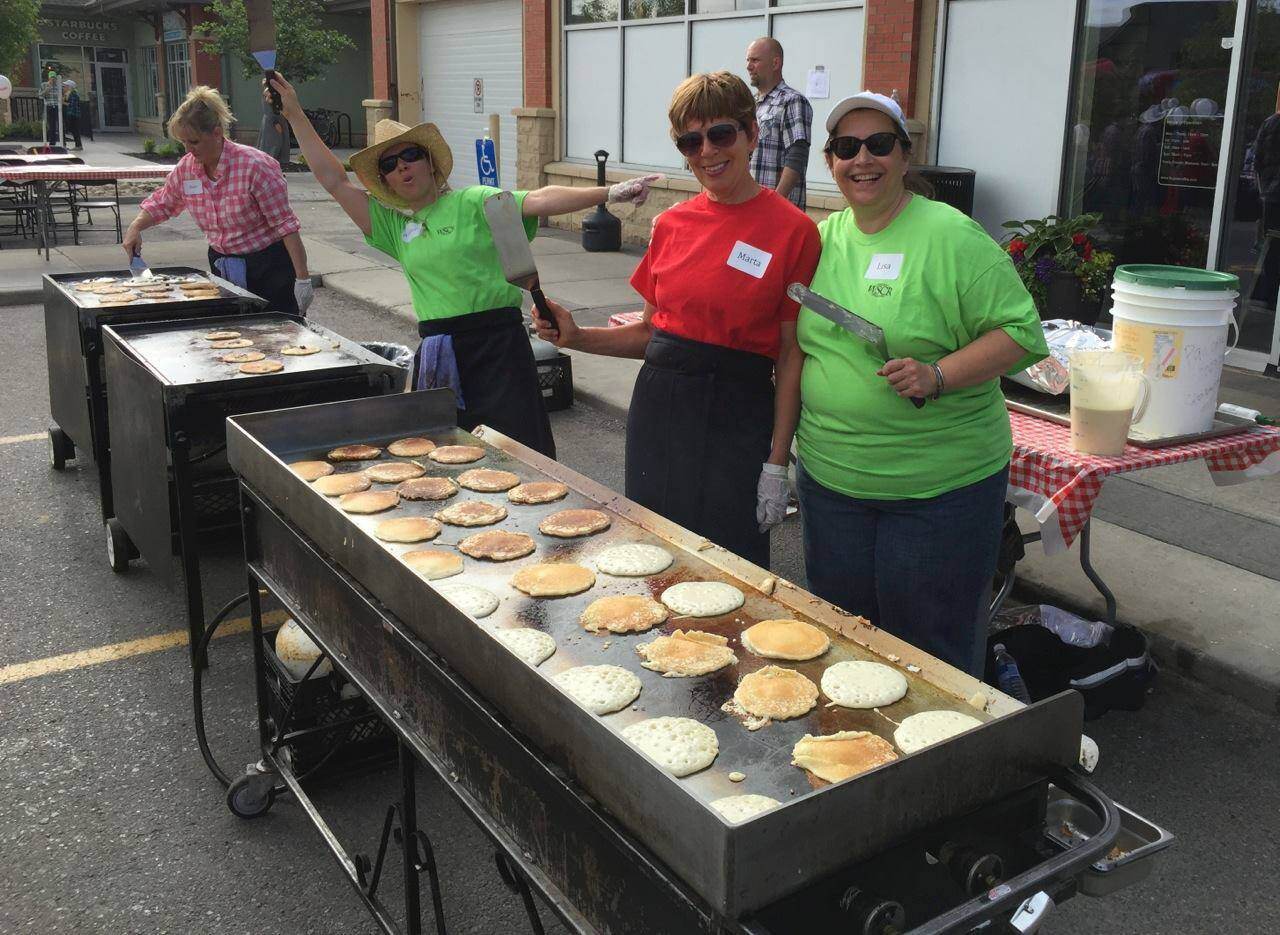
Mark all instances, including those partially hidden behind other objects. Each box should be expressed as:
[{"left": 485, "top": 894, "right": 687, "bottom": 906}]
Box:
[
  {"left": 536, "top": 353, "right": 574, "bottom": 412},
  {"left": 261, "top": 632, "right": 395, "bottom": 776}
]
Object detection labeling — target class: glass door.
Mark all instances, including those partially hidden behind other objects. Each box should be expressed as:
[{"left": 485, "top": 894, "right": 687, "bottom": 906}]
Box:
[
  {"left": 1216, "top": 0, "right": 1280, "bottom": 367},
  {"left": 96, "top": 63, "right": 131, "bottom": 130}
]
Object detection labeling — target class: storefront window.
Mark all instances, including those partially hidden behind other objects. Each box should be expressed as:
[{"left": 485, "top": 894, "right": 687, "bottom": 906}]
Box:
[
  {"left": 38, "top": 44, "right": 89, "bottom": 93},
  {"left": 567, "top": 0, "right": 620, "bottom": 24},
  {"left": 691, "top": 0, "right": 766, "bottom": 11},
  {"left": 166, "top": 41, "right": 192, "bottom": 114},
  {"left": 138, "top": 46, "right": 159, "bottom": 118},
  {"left": 626, "top": 0, "right": 685, "bottom": 18},
  {"left": 1062, "top": 1, "right": 1237, "bottom": 269}
]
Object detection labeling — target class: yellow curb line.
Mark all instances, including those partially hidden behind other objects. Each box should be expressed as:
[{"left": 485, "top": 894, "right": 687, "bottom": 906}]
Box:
[{"left": 0, "top": 432, "right": 45, "bottom": 446}]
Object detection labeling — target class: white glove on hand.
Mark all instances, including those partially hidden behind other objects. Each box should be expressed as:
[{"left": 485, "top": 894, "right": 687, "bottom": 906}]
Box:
[
  {"left": 294, "top": 277, "right": 314, "bottom": 314},
  {"left": 607, "top": 173, "right": 664, "bottom": 206},
  {"left": 756, "top": 463, "right": 790, "bottom": 533}
]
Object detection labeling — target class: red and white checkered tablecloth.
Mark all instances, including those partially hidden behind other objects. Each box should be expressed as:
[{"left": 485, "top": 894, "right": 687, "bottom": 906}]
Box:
[
  {"left": 0, "top": 164, "right": 172, "bottom": 182},
  {"left": 1008, "top": 410, "right": 1280, "bottom": 553},
  {"left": 607, "top": 309, "right": 644, "bottom": 328}
]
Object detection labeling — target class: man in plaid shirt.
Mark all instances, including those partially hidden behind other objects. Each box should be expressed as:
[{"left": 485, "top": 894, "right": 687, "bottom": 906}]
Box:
[{"left": 746, "top": 37, "right": 813, "bottom": 210}]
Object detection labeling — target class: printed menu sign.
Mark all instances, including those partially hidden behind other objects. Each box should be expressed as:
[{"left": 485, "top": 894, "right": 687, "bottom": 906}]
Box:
[{"left": 1158, "top": 115, "right": 1222, "bottom": 189}]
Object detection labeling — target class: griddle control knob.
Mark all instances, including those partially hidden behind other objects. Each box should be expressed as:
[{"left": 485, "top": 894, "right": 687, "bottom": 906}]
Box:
[
  {"left": 838, "top": 885, "right": 906, "bottom": 935},
  {"left": 939, "top": 842, "right": 1005, "bottom": 896}
]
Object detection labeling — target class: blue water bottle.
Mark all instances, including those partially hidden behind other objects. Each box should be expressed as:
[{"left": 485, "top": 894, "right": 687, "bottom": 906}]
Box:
[{"left": 993, "top": 643, "right": 1032, "bottom": 703}]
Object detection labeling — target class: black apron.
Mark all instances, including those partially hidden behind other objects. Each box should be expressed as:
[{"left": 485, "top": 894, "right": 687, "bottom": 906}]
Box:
[
  {"left": 208, "top": 238, "right": 298, "bottom": 315},
  {"left": 415, "top": 307, "right": 556, "bottom": 459},
  {"left": 626, "top": 330, "right": 774, "bottom": 568}
]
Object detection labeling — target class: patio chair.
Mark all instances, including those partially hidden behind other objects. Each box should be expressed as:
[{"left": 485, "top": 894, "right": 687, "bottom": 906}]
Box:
[
  {"left": 0, "top": 182, "right": 39, "bottom": 246},
  {"left": 70, "top": 179, "right": 123, "bottom": 245}
]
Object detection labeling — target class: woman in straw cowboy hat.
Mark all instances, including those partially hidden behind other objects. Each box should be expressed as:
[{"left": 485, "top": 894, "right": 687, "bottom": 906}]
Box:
[{"left": 268, "top": 75, "right": 660, "bottom": 458}]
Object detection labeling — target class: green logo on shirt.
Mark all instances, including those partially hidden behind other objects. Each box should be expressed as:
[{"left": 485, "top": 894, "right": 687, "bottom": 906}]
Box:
[
  {"left": 868, "top": 283, "right": 894, "bottom": 298},
  {"left": 435, "top": 226, "right": 454, "bottom": 235}
]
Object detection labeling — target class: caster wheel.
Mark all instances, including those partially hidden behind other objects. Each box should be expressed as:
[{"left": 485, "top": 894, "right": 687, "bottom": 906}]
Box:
[
  {"left": 48, "top": 426, "right": 74, "bottom": 471},
  {"left": 106, "top": 518, "right": 133, "bottom": 573},
  {"left": 226, "top": 771, "right": 277, "bottom": 820}
]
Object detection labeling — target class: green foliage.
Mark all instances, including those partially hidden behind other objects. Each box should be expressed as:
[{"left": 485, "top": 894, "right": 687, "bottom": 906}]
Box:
[
  {"left": 0, "top": 119, "right": 41, "bottom": 140},
  {"left": 194, "top": 0, "right": 355, "bottom": 85},
  {"left": 1001, "top": 213, "right": 1101, "bottom": 259},
  {"left": 156, "top": 139, "right": 184, "bottom": 158},
  {"left": 0, "top": 0, "right": 40, "bottom": 76},
  {"left": 142, "top": 137, "right": 157, "bottom": 154},
  {"left": 1002, "top": 213, "right": 1116, "bottom": 312}
]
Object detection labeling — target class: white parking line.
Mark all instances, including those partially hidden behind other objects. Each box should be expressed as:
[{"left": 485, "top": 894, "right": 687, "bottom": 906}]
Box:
[{"left": 0, "top": 432, "right": 44, "bottom": 446}]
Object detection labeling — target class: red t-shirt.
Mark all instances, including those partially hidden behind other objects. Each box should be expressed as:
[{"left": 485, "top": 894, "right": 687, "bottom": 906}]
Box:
[{"left": 629, "top": 189, "right": 821, "bottom": 359}]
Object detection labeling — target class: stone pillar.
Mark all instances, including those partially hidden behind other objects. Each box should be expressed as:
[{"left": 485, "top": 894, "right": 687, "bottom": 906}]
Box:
[
  {"left": 363, "top": 99, "right": 394, "bottom": 142},
  {"left": 514, "top": 107, "right": 556, "bottom": 191},
  {"left": 864, "top": 0, "right": 924, "bottom": 117},
  {"left": 187, "top": 5, "right": 223, "bottom": 90}
]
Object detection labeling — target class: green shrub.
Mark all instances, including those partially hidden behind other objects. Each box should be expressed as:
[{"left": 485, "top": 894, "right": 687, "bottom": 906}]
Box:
[
  {"left": 142, "top": 137, "right": 156, "bottom": 154},
  {"left": 156, "top": 139, "right": 184, "bottom": 158},
  {"left": 0, "top": 120, "right": 44, "bottom": 140}
]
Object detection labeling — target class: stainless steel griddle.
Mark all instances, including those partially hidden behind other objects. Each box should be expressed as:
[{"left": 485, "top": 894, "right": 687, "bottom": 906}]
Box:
[{"left": 227, "top": 390, "right": 1087, "bottom": 920}]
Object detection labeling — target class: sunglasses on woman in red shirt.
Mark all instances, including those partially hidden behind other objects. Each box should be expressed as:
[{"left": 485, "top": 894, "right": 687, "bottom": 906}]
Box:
[{"left": 674, "top": 123, "right": 743, "bottom": 157}]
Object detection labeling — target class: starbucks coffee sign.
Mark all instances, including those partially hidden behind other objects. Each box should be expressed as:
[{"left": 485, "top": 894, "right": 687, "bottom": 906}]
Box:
[{"left": 39, "top": 17, "right": 125, "bottom": 45}]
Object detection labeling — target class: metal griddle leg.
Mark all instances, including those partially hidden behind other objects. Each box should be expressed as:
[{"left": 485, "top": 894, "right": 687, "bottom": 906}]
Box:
[
  {"left": 494, "top": 851, "right": 546, "bottom": 935},
  {"left": 172, "top": 434, "right": 208, "bottom": 669},
  {"left": 1078, "top": 520, "right": 1117, "bottom": 627},
  {"left": 396, "top": 743, "right": 447, "bottom": 935}
]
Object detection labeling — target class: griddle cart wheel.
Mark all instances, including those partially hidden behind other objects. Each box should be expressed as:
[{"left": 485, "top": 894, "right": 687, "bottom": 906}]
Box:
[
  {"left": 48, "top": 426, "right": 74, "bottom": 471},
  {"left": 226, "top": 771, "right": 277, "bottom": 819},
  {"left": 106, "top": 518, "right": 134, "bottom": 573}
]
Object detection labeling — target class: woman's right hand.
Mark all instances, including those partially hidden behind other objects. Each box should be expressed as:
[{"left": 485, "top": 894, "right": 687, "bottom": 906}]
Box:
[
  {"left": 265, "top": 74, "right": 303, "bottom": 121},
  {"left": 533, "top": 299, "right": 579, "bottom": 348},
  {"left": 122, "top": 225, "right": 142, "bottom": 259}
]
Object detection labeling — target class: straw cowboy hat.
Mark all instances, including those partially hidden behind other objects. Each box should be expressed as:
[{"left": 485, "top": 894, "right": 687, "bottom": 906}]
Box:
[{"left": 351, "top": 119, "right": 453, "bottom": 209}]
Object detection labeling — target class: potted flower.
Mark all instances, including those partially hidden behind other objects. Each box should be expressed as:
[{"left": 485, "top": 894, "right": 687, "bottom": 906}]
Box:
[{"left": 1002, "top": 213, "right": 1115, "bottom": 325}]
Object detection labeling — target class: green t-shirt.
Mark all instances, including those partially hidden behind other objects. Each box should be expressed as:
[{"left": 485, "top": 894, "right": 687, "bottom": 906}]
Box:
[
  {"left": 796, "top": 196, "right": 1048, "bottom": 500},
  {"left": 365, "top": 186, "right": 537, "bottom": 321}
]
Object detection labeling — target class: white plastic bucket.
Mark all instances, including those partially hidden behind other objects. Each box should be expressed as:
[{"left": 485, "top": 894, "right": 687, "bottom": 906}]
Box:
[{"left": 1108, "top": 265, "right": 1239, "bottom": 439}]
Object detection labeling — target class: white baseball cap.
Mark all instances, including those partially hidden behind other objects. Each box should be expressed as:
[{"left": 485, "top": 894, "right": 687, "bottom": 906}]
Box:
[
  {"left": 64, "top": 80, "right": 75, "bottom": 89},
  {"left": 825, "top": 91, "right": 910, "bottom": 138}
]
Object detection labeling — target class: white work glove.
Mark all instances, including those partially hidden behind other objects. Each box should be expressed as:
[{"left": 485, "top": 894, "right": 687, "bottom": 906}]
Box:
[
  {"left": 756, "top": 463, "right": 790, "bottom": 533},
  {"left": 607, "top": 173, "right": 664, "bottom": 206},
  {"left": 294, "top": 277, "right": 314, "bottom": 314}
]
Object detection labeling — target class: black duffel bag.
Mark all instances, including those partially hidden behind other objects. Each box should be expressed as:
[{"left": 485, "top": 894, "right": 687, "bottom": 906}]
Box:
[{"left": 985, "top": 622, "right": 1157, "bottom": 720}]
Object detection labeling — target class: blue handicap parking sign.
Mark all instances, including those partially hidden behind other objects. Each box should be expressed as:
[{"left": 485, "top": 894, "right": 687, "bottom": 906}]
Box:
[{"left": 476, "top": 137, "right": 498, "bottom": 187}]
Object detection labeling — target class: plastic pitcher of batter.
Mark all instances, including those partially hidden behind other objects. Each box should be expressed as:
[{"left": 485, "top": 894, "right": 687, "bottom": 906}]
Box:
[{"left": 1068, "top": 350, "right": 1150, "bottom": 456}]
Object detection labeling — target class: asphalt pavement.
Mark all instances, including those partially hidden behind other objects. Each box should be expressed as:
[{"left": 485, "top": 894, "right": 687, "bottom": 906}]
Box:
[{"left": 1, "top": 289, "right": 1277, "bottom": 934}]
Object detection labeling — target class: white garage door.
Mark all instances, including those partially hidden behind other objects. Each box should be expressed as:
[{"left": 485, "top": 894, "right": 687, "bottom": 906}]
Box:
[{"left": 420, "top": 0, "right": 522, "bottom": 189}]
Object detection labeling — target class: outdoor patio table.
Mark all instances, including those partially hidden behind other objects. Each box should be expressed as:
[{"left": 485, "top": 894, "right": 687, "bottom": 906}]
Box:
[
  {"left": 0, "top": 163, "right": 172, "bottom": 260},
  {"left": 1005, "top": 409, "right": 1280, "bottom": 623}
]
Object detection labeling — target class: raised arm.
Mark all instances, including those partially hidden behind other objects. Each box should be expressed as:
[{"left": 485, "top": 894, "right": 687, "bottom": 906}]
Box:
[
  {"left": 268, "top": 74, "right": 372, "bottom": 236},
  {"left": 521, "top": 174, "right": 664, "bottom": 217}
]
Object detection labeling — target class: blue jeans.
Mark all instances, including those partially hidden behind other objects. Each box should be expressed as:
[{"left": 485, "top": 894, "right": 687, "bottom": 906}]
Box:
[{"left": 796, "top": 461, "right": 1009, "bottom": 676}]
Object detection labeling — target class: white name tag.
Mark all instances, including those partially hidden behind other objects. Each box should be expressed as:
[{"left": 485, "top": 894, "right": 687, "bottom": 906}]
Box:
[
  {"left": 401, "top": 221, "right": 423, "bottom": 243},
  {"left": 865, "top": 253, "right": 903, "bottom": 280},
  {"left": 726, "top": 240, "right": 773, "bottom": 280},
  {"left": 182, "top": 179, "right": 203, "bottom": 195}
]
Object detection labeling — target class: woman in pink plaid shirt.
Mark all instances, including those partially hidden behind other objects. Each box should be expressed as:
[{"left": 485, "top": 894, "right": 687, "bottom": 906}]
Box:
[{"left": 124, "top": 87, "right": 313, "bottom": 316}]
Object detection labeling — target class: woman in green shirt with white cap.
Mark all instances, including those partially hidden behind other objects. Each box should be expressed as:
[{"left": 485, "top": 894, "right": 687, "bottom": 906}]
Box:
[
  {"left": 789, "top": 92, "right": 1049, "bottom": 675},
  {"left": 269, "top": 75, "right": 658, "bottom": 458}
]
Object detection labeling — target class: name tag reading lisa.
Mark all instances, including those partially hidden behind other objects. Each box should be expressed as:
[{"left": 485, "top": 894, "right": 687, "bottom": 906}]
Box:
[
  {"left": 727, "top": 240, "right": 773, "bottom": 280},
  {"left": 182, "top": 179, "right": 204, "bottom": 195},
  {"left": 865, "top": 253, "right": 904, "bottom": 280}
]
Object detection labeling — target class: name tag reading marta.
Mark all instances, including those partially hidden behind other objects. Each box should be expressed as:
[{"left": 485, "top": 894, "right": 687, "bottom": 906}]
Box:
[{"left": 727, "top": 241, "right": 773, "bottom": 280}]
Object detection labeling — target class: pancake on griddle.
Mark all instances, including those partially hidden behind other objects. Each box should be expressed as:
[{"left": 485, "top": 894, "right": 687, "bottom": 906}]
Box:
[
  {"left": 621, "top": 717, "right": 718, "bottom": 777},
  {"left": 660, "top": 581, "right": 744, "bottom": 617},
  {"left": 219, "top": 350, "right": 265, "bottom": 364},
  {"left": 458, "top": 530, "right": 536, "bottom": 562},
  {"left": 364, "top": 461, "right": 426, "bottom": 483},
  {"left": 820, "top": 660, "right": 908, "bottom": 709},
  {"left": 434, "top": 500, "right": 507, "bottom": 527},
  {"left": 710, "top": 795, "right": 781, "bottom": 823},
  {"left": 374, "top": 516, "right": 441, "bottom": 543},
  {"left": 338, "top": 490, "right": 399, "bottom": 514},
  {"left": 203, "top": 330, "right": 241, "bottom": 340},
  {"left": 791, "top": 731, "right": 899, "bottom": 783},
  {"left": 402, "top": 548, "right": 463, "bottom": 580},
  {"left": 312, "top": 472, "right": 371, "bottom": 496},
  {"left": 553, "top": 665, "right": 641, "bottom": 715},
  {"left": 492, "top": 628, "right": 555, "bottom": 665},
  {"left": 428, "top": 445, "right": 485, "bottom": 464},
  {"left": 741, "top": 619, "right": 830, "bottom": 661},
  {"left": 457, "top": 468, "right": 520, "bottom": 492},
  {"left": 894, "top": 710, "right": 983, "bottom": 754},
  {"left": 328, "top": 444, "right": 382, "bottom": 462},
  {"left": 594, "top": 543, "right": 673, "bottom": 576},
  {"left": 510, "top": 563, "right": 595, "bottom": 596},
  {"left": 580, "top": 595, "right": 668, "bottom": 634},
  {"left": 635, "top": 629, "right": 737, "bottom": 677},
  {"left": 281, "top": 344, "right": 321, "bottom": 356},
  {"left": 507, "top": 481, "right": 569, "bottom": 504},
  {"left": 388, "top": 437, "right": 436, "bottom": 457},
  {"left": 239, "top": 360, "right": 283, "bottom": 374},
  {"left": 396, "top": 476, "right": 459, "bottom": 501},
  {"left": 538, "top": 508, "right": 611, "bottom": 538},
  {"left": 289, "top": 460, "right": 334, "bottom": 481},
  {"left": 210, "top": 338, "right": 254, "bottom": 349},
  {"left": 435, "top": 582, "right": 499, "bottom": 619},
  {"left": 733, "top": 665, "right": 819, "bottom": 720}
]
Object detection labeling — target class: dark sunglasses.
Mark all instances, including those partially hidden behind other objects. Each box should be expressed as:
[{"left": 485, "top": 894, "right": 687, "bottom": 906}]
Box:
[
  {"left": 378, "top": 144, "right": 430, "bottom": 176},
  {"left": 825, "top": 132, "right": 902, "bottom": 160},
  {"left": 674, "top": 122, "right": 743, "bottom": 157}
]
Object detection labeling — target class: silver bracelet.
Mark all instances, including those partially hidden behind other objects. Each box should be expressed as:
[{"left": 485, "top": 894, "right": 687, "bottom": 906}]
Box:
[{"left": 931, "top": 362, "right": 945, "bottom": 399}]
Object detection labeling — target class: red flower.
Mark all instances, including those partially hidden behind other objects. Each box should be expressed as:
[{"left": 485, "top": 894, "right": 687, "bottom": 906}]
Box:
[
  {"left": 1072, "top": 232, "right": 1088, "bottom": 246},
  {"left": 1084, "top": 243, "right": 1094, "bottom": 261},
  {"left": 1008, "top": 238, "right": 1027, "bottom": 256}
]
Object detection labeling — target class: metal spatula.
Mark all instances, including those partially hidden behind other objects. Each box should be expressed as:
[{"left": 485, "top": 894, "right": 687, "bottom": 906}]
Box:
[
  {"left": 247, "top": 0, "right": 281, "bottom": 113},
  {"left": 484, "top": 191, "right": 552, "bottom": 326},
  {"left": 129, "top": 251, "right": 153, "bottom": 280}
]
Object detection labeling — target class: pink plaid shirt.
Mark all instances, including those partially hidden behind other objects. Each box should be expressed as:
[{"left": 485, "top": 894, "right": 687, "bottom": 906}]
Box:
[{"left": 140, "top": 138, "right": 300, "bottom": 255}]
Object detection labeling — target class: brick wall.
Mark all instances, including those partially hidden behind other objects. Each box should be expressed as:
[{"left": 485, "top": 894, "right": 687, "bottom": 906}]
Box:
[
  {"left": 188, "top": 5, "right": 223, "bottom": 90},
  {"left": 864, "top": 0, "right": 923, "bottom": 116},
  {"left": 371, "top": 0, "right": 392, "bottom": 100},
  {"left": 524, "top": 0, "right": 553, "bottom": 109}
]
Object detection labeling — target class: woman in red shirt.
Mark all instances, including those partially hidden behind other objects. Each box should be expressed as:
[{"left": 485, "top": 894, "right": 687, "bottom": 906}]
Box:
[{"left": 536, "top": 72, "right": 820, "bottom": 567}]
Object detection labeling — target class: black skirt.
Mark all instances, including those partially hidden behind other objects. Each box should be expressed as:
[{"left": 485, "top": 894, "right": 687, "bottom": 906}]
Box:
[
  {"left": 625, "top": 329, "right": 774, "bottom": 568},
  {"left": 208, "top": 239, "right": 298, "bottom": 315},
  {"left": 416, "top": 307, "right": 556, "bottom": 459}
]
